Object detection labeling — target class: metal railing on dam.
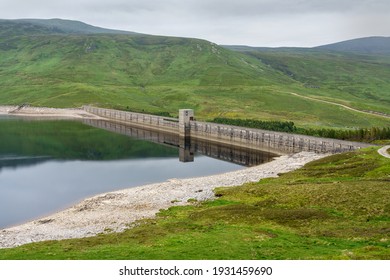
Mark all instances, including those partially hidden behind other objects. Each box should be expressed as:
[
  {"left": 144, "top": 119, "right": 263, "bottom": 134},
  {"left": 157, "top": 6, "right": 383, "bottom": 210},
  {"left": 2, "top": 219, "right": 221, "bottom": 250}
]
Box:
[
  {"left": 83, "top": 106, "right": 179, "bottom": 134},
  {"left": 83, "top": 106, "right": 373, "bottom": 154},
  {"left": 188, "top": 121, "right": 373, "bottom": 154}
]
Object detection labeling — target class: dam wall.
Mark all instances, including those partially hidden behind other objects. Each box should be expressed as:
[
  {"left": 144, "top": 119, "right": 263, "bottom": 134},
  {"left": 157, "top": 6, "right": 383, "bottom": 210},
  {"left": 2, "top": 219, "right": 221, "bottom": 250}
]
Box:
[{"left": 83, "top": 106, "right": 373, "bottom": 154}]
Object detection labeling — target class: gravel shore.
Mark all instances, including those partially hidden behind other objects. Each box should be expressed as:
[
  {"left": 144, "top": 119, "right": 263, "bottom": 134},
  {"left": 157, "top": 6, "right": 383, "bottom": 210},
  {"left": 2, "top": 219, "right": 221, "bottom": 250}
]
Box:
[
  {"left": 0, "top": 106, "right": 101, "bottom": 119},
  {"left": 0, "top": 151, "right": 328, "bottom": 249}
]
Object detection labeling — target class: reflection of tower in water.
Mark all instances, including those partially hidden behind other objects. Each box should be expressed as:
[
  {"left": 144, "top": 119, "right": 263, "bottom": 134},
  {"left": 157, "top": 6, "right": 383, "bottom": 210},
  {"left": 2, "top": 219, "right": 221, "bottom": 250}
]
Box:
[{"left": 179, "top": 136, "right": 194, "bottom": 163}]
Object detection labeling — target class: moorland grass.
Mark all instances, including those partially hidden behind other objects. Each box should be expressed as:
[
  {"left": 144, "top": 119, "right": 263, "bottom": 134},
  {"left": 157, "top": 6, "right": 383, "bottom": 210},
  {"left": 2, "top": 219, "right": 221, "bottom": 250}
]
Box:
[
  {"left": 0, "top": 147, "right": 388, "bottom": 260},
  {"left": 240, "top": 49, "right": 390, "bottom": 115}
]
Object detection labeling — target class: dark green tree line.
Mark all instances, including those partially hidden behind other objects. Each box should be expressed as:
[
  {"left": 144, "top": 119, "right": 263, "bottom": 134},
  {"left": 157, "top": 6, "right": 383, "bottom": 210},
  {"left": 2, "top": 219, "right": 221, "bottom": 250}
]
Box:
[{"left": 212, "top": 117, "right": 390, "bottom": 142}]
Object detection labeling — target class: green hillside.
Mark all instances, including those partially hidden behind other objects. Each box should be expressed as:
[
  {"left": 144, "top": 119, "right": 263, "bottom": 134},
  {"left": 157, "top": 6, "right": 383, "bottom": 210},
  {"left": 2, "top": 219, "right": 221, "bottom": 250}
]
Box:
[
  {"left": 0, "top": 19, "right": 389, "bottom": 129},
  {"left": 226, "top": 45, "right": 390, "bottom": 117}
]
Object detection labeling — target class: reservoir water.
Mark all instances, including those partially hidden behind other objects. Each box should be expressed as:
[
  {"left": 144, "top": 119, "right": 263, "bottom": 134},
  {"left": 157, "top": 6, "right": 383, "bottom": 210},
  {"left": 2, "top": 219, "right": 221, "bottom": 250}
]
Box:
[{"left": 0, "top": 117, "right": 277, "bottom": 229}]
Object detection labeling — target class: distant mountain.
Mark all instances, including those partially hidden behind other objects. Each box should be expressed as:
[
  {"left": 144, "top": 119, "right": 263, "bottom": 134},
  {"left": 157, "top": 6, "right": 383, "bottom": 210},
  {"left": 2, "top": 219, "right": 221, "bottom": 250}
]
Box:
[
  {"left": 315, "top": 36, "right": 390, "bottom": 55},
  {"left": 0, "top": 18, "right": 138, "bottom": 37},
  {"left": 223, "top": 45, "right": 308, "bottom": 53},
  {"left": 225, "top": 37, "right": 390, "bottom": 56}
]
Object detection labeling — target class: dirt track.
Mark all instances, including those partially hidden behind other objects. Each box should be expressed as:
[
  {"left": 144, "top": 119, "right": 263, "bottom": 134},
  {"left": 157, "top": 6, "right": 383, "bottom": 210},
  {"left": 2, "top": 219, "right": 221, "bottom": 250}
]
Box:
[{"left": 378, "top": 145, "right": 390, "bottom": 159}]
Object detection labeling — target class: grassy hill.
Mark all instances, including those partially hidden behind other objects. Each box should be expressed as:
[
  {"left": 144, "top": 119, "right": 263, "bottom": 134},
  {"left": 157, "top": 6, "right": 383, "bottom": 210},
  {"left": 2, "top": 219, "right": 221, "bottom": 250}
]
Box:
[
  {"left": 0, "top": 147, "right": 388, "bottom": 259},
  {"left": 0, "top": 19, "right": 389, "bottom": 129},
  {"left": 225, "top": 43, "right": 390, "bottom": 117}
]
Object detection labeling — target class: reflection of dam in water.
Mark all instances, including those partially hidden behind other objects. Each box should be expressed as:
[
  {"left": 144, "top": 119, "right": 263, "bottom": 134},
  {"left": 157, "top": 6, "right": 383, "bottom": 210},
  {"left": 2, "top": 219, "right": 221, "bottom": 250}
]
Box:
[
  {"left": 83, "top": 119, "right": 278, "bottom": 167},
  {"left": 0, "top": 156, "right": 51, "bottom": 170}
]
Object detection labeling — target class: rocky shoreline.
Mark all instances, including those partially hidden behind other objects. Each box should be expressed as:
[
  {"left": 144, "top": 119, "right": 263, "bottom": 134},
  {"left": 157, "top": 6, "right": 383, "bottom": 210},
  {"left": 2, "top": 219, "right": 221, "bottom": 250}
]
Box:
[{"left": 0, "top": 151, "right": 328, "bottom": 249}]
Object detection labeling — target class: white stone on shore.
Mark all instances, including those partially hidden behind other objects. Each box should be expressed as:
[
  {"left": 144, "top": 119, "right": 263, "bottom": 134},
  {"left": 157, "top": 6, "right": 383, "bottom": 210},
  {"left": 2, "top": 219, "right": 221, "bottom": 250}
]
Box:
[{"left": 0, "top": 151, "right": 328, "bottom": 249}]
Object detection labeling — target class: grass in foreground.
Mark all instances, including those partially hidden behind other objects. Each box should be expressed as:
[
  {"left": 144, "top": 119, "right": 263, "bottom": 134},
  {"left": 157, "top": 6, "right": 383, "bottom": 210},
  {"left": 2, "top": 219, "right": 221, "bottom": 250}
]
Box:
[{"left": 0, "top": 147, "right": 389, "bottom": 259}]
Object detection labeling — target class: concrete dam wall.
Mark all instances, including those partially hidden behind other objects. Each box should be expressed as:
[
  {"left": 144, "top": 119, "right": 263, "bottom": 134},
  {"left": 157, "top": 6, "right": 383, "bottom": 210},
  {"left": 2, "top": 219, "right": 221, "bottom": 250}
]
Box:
[{"left": 83, "top": 106, "right": 373, "bottom": 154}]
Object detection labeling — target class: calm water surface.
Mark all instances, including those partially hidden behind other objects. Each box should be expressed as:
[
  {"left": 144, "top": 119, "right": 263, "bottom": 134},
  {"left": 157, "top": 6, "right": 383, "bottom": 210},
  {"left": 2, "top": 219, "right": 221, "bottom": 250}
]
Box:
[{"left": 0, "top": 117, "right": 275, "bottom": 229}]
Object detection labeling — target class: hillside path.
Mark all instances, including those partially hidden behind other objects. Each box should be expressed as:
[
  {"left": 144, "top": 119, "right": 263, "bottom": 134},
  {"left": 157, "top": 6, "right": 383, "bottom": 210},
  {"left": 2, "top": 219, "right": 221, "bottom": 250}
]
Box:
[
  {"left": 281, "top": 91, "right": 390, "bottom": 119},
  {"left": 378, "top": 146, "right": 390, "bottom": 159}
]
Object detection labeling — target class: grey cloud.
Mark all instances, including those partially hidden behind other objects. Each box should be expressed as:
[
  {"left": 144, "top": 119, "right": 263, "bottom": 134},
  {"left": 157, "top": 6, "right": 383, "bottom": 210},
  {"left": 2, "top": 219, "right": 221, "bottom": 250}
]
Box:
[
  {"left": 2, "top": 0, "right": 389, "bottom": 18},
  {"left": 0, "top": 0, "right": 389, "bottom": 47},
  {"left": 2, "top": 0, "right": 389, "bottom": 22},
  {"left": 191, "top": 0, "right": 390, "bottom": 18}
]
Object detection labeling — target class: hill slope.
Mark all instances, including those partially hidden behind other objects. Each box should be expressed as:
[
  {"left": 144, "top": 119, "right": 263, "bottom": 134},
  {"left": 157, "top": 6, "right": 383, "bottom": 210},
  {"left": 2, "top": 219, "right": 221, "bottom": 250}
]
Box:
[
  {"left": 225, "top": 38, "right": 390, "bottom": 118},
  {"left": 0, "top": 19, "right": 389, "bottom": 128},
  {"left": 0, "top": 18, "right": 137, "bottom": 37},
  {"left": 316, "top": 36, "right": 390, "bottom": 55}
]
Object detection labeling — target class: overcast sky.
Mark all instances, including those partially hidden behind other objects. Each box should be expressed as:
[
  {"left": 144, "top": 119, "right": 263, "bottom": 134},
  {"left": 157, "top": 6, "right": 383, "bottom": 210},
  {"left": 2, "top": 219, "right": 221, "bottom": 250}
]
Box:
[{"left": 1, "top": 0, "right": 389, "bottom": 47}]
